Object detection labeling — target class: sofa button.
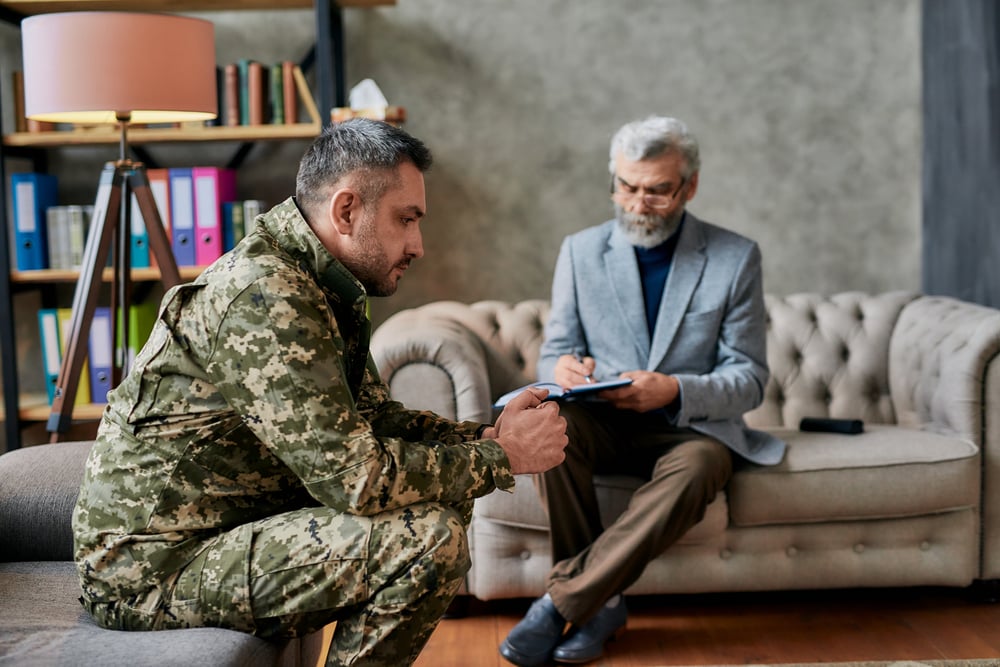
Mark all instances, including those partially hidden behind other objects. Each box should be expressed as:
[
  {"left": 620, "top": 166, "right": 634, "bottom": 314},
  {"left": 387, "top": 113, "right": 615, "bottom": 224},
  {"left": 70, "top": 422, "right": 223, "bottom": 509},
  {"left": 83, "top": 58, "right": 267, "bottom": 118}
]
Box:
[
  {"left": 519, "top": 550, "right": 532, "bottom": 561},
  {"left": 854, "top": 543, "right": 865, "bottom": 554},
  {"left": 786, "top": 546, "right": 798, "bottom": 557},
  {"left": 920, "top": 540, "right": 931, "bottom": 551},
  {"left": 719, "top": 548, "right": 732, "bottom": 560}
]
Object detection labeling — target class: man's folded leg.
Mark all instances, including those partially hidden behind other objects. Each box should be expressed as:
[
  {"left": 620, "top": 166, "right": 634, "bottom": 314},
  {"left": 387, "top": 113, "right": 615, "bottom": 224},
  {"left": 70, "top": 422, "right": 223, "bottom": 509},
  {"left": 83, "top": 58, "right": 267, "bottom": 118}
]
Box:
[{"left": 148, "top": 503, "right": 470, "bottom": 667}]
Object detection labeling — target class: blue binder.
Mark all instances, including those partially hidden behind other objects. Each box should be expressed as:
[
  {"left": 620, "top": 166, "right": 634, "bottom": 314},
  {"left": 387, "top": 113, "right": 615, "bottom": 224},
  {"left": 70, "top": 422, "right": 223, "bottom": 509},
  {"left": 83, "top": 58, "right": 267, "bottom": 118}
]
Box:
[
  {"left": 12, "top": 173, "right": 58, "bottom": 271},
  {"left": 169, "top": 168, "right": 196, "bottom": 266},
  {"left": 129, "top": 194, "right": 151, "bottom": 269},
  {"left": 38, "top": 308, "right": 61, "bottom": 404},
  {"left": 88, "top": 307, "right": 113, "bottom": 404}
]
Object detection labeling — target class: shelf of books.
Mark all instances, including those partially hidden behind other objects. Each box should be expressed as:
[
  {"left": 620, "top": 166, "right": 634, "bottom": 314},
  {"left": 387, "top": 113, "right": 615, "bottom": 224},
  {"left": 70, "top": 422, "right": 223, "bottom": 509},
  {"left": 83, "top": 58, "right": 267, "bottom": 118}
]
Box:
[
  {"left": 0, "top": 0, "right": 394, "bottom": 12},
  {"left": 4, "top": 64, "right": 321, "bottom": 148}
]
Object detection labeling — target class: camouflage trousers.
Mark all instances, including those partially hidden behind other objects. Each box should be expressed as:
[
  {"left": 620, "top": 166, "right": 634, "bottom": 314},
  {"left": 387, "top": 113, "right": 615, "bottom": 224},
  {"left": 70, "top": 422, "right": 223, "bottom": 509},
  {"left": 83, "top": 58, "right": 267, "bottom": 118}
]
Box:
[{"left": 85, "top": 502, "right": 472, "bottom": 667}]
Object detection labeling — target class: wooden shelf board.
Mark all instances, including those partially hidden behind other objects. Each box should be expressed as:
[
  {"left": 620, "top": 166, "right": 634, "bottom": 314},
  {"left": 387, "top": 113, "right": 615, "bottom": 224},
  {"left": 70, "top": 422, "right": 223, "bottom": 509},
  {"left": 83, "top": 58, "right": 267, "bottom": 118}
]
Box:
[
  {"left": 0, "top": 1, "right": 394, "bottom": 15},
  {"left": 11, "top": 265, "right": 204, "bottom": 284},
  {"left": 4, "top": 122, "right": 321, "bottom": 148},
  {"left": 20, "top": 401, "right": 105, "bottom": 422}
]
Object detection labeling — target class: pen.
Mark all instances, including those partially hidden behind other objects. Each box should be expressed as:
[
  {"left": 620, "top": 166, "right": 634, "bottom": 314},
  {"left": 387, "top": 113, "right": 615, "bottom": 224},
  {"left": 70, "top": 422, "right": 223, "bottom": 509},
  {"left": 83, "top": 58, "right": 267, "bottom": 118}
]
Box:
[{"left": 574, "top": 351, "right": 595, "bottom": 383}]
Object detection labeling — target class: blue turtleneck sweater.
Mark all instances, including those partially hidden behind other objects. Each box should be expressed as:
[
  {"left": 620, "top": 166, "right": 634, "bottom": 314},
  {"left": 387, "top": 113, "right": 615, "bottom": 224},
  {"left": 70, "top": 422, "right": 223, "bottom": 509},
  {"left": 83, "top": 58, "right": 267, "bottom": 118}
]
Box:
[{"left": 634, "top": 216, "right": 684, "bottom": 336}]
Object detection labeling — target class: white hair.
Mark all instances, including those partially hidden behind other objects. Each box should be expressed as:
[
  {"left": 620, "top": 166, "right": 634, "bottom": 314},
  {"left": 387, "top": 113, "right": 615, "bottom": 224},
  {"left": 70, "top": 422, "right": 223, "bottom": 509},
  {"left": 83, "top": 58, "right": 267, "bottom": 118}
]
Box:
[{"left": 608, "top": 116, "right": 701, "bottom": 178}]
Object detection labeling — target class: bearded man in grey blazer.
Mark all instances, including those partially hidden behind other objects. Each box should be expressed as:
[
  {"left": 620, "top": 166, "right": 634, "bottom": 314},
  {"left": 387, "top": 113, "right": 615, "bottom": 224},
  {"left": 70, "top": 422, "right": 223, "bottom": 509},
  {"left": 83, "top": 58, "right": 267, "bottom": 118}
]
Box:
[{"left": 500, "top": 116, "right": 787, "bottom": 667}]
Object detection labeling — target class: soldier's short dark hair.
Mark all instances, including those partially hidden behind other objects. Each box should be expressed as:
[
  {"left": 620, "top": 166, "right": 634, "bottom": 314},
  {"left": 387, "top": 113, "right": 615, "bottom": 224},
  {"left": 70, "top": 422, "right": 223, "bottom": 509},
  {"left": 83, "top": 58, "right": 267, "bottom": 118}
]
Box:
[{"left": 295, "top": 118, "right": 433, "bottom": 215}]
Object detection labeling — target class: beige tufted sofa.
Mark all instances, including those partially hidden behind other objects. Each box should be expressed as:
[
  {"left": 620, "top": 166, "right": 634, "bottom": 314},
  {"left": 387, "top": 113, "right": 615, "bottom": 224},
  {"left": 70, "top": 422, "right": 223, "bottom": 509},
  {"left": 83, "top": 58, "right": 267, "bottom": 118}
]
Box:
[{"left": 370, "top": 292, "right": 1000, "bottom": 601}]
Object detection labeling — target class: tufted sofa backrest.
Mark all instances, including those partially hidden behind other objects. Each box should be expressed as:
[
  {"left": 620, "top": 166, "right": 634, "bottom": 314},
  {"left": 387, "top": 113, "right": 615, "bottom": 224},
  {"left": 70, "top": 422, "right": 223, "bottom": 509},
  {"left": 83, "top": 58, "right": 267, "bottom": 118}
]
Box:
[
  {"left": 374, "top": 292, "right": 925, "bottom": 428},
  {"left": 745, "top": 291, "right": 918, "bottom": 428}
]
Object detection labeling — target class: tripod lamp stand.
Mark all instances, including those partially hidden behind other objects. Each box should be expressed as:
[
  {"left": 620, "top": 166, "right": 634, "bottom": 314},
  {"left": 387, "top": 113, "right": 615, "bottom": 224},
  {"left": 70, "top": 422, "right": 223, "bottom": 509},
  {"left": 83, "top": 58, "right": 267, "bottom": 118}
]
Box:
[{"left": 21, "top": 12, "right": 218, "bottom": 441}]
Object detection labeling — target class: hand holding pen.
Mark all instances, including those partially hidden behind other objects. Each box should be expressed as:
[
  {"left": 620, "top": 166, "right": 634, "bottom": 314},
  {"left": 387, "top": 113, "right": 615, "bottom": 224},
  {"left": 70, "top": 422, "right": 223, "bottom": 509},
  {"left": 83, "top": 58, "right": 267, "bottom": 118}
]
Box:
[{"left": 573, "top": 350, "right": 596, "bottom": 384}]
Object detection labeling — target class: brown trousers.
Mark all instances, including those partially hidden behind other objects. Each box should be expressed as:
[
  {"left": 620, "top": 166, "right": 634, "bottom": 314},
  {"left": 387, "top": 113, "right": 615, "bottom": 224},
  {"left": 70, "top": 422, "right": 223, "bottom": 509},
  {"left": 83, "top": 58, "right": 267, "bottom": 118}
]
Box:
[{"left": 537, "top": 401, "right": 733, "bottom": 625}]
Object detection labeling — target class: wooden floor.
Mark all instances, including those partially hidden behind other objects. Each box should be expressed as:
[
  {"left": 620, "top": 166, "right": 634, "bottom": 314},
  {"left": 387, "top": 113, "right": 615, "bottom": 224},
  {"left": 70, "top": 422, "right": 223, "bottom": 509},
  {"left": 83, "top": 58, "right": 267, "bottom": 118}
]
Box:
[{"left": 413, "top": 587, "right": 1000, "bottom": 666}]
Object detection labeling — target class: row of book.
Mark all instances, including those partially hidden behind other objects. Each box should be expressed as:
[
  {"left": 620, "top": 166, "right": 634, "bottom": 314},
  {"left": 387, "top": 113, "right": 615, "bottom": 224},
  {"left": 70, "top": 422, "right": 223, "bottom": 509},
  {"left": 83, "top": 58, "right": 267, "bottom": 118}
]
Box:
[
  {"left": 45, "top": 205, "right": 93, "bottom": 271},
  {"left": 219, "top": 60, "right": 301, "bottom": 127},
  {"left": 10, "top": 62, "right": 308, "bottom": 133},
  {"left": 9, "top": 171, "right": 267, "bottom": 272},
  {"left": 38, "top": 302, "right": 156, "bottom": 406}
]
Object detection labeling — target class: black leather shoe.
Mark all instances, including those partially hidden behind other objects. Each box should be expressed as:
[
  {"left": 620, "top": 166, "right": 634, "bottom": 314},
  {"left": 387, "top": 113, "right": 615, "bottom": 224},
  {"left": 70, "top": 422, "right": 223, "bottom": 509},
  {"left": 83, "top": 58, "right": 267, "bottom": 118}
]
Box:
[
  {"left": 499, "top": 594, "right": 567, "bottom": 666},
  {"left": 552, "top": 597, "right": 627, "bottom": 664}
]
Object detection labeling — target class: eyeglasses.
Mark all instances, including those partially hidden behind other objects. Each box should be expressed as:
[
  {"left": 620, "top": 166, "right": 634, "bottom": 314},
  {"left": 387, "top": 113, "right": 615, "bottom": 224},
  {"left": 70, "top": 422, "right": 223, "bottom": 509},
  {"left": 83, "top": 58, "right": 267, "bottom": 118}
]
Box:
[{"left": 610, "top": 174, "right": 687, "bottom": 210}]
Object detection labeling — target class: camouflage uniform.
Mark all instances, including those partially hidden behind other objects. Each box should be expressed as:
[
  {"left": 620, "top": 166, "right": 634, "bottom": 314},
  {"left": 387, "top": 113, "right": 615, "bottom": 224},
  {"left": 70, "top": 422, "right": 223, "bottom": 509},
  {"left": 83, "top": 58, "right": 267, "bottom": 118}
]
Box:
[{"left": 72, "top": 198, "right": 515, "bottom": 666}]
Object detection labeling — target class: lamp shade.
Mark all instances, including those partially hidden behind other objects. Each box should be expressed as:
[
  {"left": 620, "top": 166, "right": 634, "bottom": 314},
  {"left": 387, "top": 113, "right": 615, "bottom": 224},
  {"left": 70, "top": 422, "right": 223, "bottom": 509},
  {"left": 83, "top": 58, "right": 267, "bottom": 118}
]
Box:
[{"left": 22, "top": 12, "right": 217, "bottom": 124}]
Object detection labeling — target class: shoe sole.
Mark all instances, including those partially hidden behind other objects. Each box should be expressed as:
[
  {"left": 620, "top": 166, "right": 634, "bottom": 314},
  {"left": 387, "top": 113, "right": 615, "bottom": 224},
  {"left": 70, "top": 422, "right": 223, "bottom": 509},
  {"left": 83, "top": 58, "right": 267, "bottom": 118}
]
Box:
[
  {"left": 499, "top": 639, "right": 552, "bottom": 667},
  {"left": 551, "top": 625, "right": 626, "bottom": 664}
]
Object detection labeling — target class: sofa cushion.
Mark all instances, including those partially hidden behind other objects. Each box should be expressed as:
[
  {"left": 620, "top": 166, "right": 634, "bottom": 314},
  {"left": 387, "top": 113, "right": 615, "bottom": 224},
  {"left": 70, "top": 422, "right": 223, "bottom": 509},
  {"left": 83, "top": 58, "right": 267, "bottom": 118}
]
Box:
[
  {"left": 475, "top": 474, "right": 727, "bottom": 545},
  {"left": 0, "top": 440, "right": 92, "bottom": 562},
  {"left": 729, "top": 425, "right": 979, "bottom": 526},
  {"left": 0, "top": 561, "right": 283, "bottom": 666}
]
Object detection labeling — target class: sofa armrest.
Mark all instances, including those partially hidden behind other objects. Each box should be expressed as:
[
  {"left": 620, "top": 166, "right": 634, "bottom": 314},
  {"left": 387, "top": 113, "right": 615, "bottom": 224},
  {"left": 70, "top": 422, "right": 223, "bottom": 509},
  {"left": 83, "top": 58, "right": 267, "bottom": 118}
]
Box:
[
  {"left": 0, "top": 440, "right": 92, "bottom": 562},
  {"left": 372, "top": 303, "right": 496, "bottom": 423},
  {"left": 889, "top": 295, "right": 1000, "bottom": 578},
  {"left": 372, "top": 300, "right": 549, "bottom": 425}
]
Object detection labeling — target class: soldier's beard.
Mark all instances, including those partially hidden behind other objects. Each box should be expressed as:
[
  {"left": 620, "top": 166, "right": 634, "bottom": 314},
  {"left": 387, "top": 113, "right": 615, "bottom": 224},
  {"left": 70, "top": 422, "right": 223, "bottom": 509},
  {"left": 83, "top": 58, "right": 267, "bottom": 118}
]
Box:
[
  {"left": 340, "top": 210, "right": 410, "bottom": 297},
  {"left": 615, "top": 204, "right": 684, "bottom": 248}
]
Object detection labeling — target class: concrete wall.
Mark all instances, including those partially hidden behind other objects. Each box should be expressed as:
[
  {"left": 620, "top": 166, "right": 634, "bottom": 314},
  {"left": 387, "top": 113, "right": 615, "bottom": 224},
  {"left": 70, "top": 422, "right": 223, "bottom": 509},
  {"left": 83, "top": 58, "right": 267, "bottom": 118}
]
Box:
[{"left": 3, "top": 0, "right": 922, "bottom": 331}]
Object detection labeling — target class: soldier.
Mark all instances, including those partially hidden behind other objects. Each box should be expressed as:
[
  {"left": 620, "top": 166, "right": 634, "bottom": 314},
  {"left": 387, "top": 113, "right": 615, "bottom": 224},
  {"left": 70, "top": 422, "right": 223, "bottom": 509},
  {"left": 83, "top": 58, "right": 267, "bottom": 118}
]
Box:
[{"left": 72, "top": 119, "right": 568, "bottom": 667}]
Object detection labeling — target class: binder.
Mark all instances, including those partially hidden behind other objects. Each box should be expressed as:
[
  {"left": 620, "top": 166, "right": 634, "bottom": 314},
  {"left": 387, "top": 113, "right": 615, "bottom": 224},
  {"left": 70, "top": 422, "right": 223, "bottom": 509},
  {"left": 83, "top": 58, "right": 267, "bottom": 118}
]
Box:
[
  {"left": 56, "top": 308, "right": 91, "bottom": 406},
  {"left": 129, "top": 193, "right": 151, "bottom": 269},
  {"left": 88, "top": 307, "right": 113, "bottom": 404},
  {"left": 222, "top": 201, "right": 245, "bottom": 252},
  {"left": 169, "top": 168, "right": 196, "bottom": 266},
  {"left": 11, "top": 172, "right": 58, "bottom": 271},
  {"left": 193, "top": 167, "right": 236, "bottom": 265},
  {"left": 146, "top": 168, "right": 172, "bottom": 238},
  {"left": 243, "top": 199, "right": 266, "bottom": 236},
  {"left": 46, "top": 205, "right": 69, "bottom": 270},
  {"left": 66, "top": 205, "right": 89, "bottom": 270},
  {"left": 116, "top": 301, "right": 157, "bottom": 372},
  {"left": 38, "top": 308, "right": 61, "bottom": 404},
  {"left": 146, "top": 168, "right": 172, "bottom": 270}
]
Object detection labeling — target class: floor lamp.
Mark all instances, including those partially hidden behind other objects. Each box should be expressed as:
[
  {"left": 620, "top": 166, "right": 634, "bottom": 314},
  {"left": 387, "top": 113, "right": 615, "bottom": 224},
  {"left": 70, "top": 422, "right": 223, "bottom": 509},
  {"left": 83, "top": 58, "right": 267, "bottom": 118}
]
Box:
[{"left": 21, "top": 12, "right": 218, "bottom": 441}]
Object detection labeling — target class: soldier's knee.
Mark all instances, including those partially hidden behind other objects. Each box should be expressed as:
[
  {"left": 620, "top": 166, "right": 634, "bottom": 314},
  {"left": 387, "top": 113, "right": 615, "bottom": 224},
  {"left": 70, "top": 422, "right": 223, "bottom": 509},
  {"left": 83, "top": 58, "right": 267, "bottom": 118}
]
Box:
[{"left": 423, "top": 504, "right": 471, "bottom": 580}]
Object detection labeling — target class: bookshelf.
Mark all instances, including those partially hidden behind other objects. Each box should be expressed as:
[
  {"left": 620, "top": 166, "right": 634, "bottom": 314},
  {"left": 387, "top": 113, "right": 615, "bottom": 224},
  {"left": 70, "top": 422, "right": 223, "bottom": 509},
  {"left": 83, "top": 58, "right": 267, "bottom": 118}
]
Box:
[{"left": 0, "top": 0, "right": 395, "bottom": 450}]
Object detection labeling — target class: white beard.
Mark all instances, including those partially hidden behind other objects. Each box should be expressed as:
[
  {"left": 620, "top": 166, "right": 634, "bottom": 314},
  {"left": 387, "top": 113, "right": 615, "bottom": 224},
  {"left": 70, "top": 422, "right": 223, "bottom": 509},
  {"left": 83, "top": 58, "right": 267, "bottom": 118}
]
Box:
[{"left": 614, "top": 204, "right": 684, "bottom": 248}]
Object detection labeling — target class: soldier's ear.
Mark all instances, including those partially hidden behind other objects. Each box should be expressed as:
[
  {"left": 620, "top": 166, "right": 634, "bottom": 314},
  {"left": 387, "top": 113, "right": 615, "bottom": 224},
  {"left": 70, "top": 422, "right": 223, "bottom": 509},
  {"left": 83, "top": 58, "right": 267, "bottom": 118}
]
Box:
[{"left": 329, "top": 187, "right": 362, "bottom": 236}]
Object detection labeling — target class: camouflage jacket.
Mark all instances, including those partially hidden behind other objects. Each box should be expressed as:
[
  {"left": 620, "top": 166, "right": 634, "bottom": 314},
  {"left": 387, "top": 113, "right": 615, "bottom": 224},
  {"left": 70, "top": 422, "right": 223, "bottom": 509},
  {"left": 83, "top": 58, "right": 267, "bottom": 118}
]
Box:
[{"left": 73, "top": 197, "right": 514, "bottom": 602}]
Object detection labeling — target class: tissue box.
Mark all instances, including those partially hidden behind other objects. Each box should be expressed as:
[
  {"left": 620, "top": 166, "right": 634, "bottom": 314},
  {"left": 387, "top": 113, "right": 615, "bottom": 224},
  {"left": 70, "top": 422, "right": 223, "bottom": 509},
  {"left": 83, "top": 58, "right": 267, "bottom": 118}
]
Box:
[{"left": 331, "top": 106, "right": 407, "bottom": 126}]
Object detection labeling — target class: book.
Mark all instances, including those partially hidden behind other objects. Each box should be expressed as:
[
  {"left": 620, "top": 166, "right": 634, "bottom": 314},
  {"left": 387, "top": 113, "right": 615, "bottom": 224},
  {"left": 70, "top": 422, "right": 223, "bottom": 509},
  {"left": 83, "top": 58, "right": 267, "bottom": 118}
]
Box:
[
  {"left": 270, "top": 63, "right": 284, "bottom": 125},
  {"left": 168, "top": 168, "right": 196, "bottom": 266},
  {"left": 237, "top": 58, "right": 252, "bottom": 125},
  {"left": 248, "top": 61, "right": 265, "bottom": 125},
  {"left": 492, "top": 378, "right": 633, "bottom": 408},
  {"left": 223, "top": 63, "right": 239, "bottom": 127},
  {"left": 282, "top": 60, "right": 297, "bottom": 124},
  {"left": 12, "top": 71, "right": 26, "bottom": 133},
  {"left": 11, "top": 172, "right": 58, "bottom": 271},
  {"left": 193, "top": 167, "right": 237, "bottom": 265}
]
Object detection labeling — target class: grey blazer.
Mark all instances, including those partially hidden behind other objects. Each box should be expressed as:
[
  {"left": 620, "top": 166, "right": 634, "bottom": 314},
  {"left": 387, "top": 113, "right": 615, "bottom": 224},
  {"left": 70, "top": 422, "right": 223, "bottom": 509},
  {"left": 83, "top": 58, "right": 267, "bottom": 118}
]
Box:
[{"left": 537, "top": 213, "right": 786, "bottom": 466}]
